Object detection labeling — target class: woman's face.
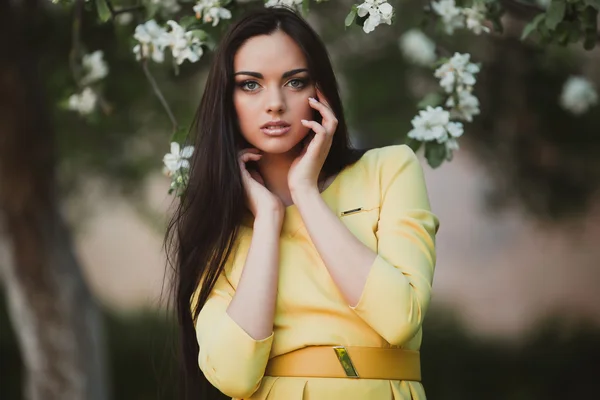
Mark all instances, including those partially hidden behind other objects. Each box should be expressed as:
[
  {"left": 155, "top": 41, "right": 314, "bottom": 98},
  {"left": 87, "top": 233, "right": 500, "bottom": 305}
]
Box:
[{"left": 233, "top": 30, "right": 316, "bottom": 155}]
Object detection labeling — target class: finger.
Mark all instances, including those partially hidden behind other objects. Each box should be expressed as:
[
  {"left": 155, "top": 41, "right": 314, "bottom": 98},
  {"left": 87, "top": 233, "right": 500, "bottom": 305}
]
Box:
[
  {"left": 239, "top": 152, "right": 262, "bottom": 164},
  {"left": 301, "top": 119, "right": 327, "bottom": 136},
  {"left": 308, "top": 97, "right": 338, "bottom": 134},
  {"left": 300, "top": 121, "right": 328, "bottom": 155},
  {"left": 316, "top": 88, "right": 332, "bottom": 109},
  {"left": 238, "top": 148, "right": 261, "bottom": 158},
  {"left": 249, "top": 169, "right": 265, "bottom": 185},
  {"left": 238, "top": 154, "right": 261, "bottom": 182}
]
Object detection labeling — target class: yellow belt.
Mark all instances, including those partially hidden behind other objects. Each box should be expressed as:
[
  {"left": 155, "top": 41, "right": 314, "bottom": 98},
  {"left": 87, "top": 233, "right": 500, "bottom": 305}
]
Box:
[{"left": 264, "top": 346, "right": 421, "bottom": 381}]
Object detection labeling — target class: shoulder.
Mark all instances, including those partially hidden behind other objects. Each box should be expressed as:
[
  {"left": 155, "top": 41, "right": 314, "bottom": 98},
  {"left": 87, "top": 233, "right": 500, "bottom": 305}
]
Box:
[
  {"left": 363, "top": 144, "right": 418, "bottom": 163},
  {"left": 358, "top": 145, "right": 422, "bottom": 180}
]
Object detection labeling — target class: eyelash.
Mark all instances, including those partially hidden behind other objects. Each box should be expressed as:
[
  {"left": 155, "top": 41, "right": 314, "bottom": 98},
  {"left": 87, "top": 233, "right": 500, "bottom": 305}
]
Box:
[{"left": 237, "top": 78, "right": 308, "bottom": 92}]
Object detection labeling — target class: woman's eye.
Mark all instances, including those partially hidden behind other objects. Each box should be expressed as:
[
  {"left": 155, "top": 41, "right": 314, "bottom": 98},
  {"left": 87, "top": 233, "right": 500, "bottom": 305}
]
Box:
[
  {"left": 240, "top": 81, "right": 259, "bottom": 91},
  {"left": 287, "top": 79, "right": 306, "bottom": 89}
]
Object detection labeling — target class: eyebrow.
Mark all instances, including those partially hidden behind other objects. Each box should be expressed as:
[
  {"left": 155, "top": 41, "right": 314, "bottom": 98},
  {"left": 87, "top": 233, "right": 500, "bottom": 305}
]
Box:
[{"left": 233, "top": 68, "right": 309, "bottom": 79}]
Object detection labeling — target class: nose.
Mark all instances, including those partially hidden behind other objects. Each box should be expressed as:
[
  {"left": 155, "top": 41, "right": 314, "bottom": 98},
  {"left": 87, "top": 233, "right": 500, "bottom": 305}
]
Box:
[{"left": 265, "top": 87, "right": 286, "bottom": 114}]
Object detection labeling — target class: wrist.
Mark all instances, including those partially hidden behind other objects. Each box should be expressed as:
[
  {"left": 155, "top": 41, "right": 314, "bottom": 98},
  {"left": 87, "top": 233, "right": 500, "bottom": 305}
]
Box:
[
  {"left": 254, "top": 209, "right": 284, "bottom": 229},
  {"left": 291, "top": 186, "right": 320, "bottom": 207},
  {"left": 289, "top": 177, "right": 318, "bottom": 193}
]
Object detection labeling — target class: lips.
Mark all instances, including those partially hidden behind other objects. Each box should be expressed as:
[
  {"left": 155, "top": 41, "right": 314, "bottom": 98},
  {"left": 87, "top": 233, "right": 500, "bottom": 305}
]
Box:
[
  {"left": 260, "top": 120, "right": 291, "bottom": 136},
  {"left": 260, "top": 120, "right": 291, "bottom": 129}
]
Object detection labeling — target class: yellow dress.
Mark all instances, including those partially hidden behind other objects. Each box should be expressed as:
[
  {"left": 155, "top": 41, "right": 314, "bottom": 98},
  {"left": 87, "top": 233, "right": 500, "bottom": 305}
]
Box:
[{"left": 193, "top": 145, "right": 440, "bottom": 399}]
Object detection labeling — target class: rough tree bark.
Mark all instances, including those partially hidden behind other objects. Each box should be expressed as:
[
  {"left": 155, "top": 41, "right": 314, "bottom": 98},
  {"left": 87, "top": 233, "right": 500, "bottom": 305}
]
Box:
[{"left": 0, "top": 1, "right": 109, "bottom": 399}]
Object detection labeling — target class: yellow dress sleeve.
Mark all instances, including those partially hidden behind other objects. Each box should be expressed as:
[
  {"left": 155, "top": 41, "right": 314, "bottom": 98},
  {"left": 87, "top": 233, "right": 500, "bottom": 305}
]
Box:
[
  {"left": 350, "top": 145, "right": 440, "bottom": 346},
  {"left": 193, "top": 237, "right": 274, "bottom": 399}
]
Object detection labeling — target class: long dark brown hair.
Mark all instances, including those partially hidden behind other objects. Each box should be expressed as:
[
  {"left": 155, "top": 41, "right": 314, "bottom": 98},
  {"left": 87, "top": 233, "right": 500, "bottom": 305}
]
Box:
[{"left": 165, "top": 6, "right": 365, "bottom": 399}]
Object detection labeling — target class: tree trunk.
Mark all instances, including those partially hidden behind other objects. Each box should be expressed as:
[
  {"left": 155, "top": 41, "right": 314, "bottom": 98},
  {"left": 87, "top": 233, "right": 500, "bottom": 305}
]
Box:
[{"left": 0, "top": 1, "right": 109, "bottom": 399}]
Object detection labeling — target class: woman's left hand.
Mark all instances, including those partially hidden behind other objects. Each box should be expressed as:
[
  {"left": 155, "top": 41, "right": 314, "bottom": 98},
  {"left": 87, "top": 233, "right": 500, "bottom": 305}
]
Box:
[{"left": 288, "top": 89, "right": 338, "bottom": 193}]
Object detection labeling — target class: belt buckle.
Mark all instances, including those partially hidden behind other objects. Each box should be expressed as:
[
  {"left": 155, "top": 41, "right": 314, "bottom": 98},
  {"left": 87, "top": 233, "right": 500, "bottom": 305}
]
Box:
[{"left": 332, "top": 346, "right": 360, "bottom": 378}]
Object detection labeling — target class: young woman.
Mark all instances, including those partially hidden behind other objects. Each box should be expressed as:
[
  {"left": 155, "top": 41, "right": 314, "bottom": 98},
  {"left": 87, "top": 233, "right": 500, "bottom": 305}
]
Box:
[{"left": 166, "top": 6, "right": 440, "bottom": 400}]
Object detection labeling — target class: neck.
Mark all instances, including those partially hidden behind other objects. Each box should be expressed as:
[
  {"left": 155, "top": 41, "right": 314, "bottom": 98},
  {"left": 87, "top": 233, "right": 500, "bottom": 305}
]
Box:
[{"left": 256, "top": 148, "right": 298, "bottom": 207}]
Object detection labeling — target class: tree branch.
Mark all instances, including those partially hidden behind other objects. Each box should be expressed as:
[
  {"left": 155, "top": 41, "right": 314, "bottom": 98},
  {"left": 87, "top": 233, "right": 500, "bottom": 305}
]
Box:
[
  {"left": 141, "top": 60, "right": 179, "bottom": 133},
  {"left": 104, "top": 0, "right": 144, "bottom": 17},
  {"left": 69, "top": 0, "right": 84, "bottom": 83}
]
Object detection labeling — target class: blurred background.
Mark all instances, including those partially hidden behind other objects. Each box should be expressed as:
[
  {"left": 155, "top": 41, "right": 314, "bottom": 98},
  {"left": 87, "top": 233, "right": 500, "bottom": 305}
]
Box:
[{"left": 1, "top": 0, "right": 600, "bottom": 399}]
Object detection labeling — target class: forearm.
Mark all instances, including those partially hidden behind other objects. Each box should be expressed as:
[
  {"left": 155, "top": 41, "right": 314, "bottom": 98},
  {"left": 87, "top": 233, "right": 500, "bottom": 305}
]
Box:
[
  {"left": 227, "top": 215, "right": 281, "bottom": 340},
  {"left": 292, "top": 188, "right": 376, "bottom": 306}
]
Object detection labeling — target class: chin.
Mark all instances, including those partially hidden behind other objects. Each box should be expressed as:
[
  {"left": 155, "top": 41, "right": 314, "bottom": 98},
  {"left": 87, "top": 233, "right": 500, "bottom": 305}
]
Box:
[
  {"left": 254, "top": 139, "right": 301, "bottom": 155},
  {"left": 247, "top": 131, "right": 307, "bottom": 155}
]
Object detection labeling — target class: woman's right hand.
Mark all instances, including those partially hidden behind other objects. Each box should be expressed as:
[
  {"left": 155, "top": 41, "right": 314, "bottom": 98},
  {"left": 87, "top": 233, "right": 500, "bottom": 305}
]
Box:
[{"left": 239, "top": 148, "right": 284, "bottom": 221}]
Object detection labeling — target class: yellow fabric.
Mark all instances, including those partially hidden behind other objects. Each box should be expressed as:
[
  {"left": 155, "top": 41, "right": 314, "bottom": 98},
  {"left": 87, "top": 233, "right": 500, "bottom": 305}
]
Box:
[{"left": 193, "top": 145, "right": 440, "bottom": 400}]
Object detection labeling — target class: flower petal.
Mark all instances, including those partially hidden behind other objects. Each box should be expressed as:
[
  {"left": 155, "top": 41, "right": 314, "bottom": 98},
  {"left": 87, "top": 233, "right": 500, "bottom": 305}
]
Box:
[
  {"left": 170, "top": 142, "right": 180, "bottom": 155},
  {"left": 181, "top": 146, "right": 194, "bottom": 158}
]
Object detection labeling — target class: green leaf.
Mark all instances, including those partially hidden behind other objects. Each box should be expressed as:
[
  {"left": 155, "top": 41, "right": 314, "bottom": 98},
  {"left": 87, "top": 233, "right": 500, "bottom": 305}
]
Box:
[
  {"left": 189, "top": 29, "right": 209, "bottom": 41},
  {"left": 583, "top": 0, "right": 600, "bottom": 10},
  {"left": 405, "top": 138, "right": 423, "bottom": 154},
  {"left": 580, "top": 5, "right": 598, "bottom": 29},
  {"left": 417, "top": 92, "right": 444, "bottom": 109},
  {"left": 146, "top": 1, "right": 160, "bottom": 19},
  {"left": 345, "top": 8, "right": 357, "bottom": 27},
  {"left": 555, "top": 21, "right": 572, "bottom": 44},
  {"left": 539, "top": 21, "right": 553, "bottom": 38},
  {"left": 424, "top": 142, "right": 446, "bottom": 169},
  {"left": 491, "top": 15, "right": 504, "bottom": 34},
  {"left": 95, "top": 0, "right": 111, "bottom": 23},
  {"left": 302, "top": 0, "right": 310, "bottom": 16},
  {"left": 179, "top": 15, "right": 199, "bottom": 29},
  {"left": 170, "top": 127, "right": 189, "bottom": 145},
  {"left": 581, "top": 6, "right": 598, "bottom": 49},
  {"left": 204, "top": 36, "right": 218, "bottom": 51},
  {"left": 432, "top": 57, "right": 449, "bottom": 68},
  {"left": 545, "top": 0, "right": 566, "bottom": 30},
  {"left": 522, "top": 13, "right": 545, "bottom": 39}
]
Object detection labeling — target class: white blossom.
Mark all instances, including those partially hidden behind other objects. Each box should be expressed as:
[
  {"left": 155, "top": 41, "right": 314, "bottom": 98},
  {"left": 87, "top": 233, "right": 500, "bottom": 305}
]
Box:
[
  {"left": 445, "top": 138, "right": 460, "bottom": 152},
  {"left": 446, "top": 89, "right": 480, "bottom": 122},
  {"left": 434, "top": 52, "right": 480, "bottom": 93},
  {"left": 408, "top": 106, "right": 463, "bottom": 143},
  {"left": 165, "top": 20, "right": 205, "bottom": 65},
  {"left": 446, "top": 121, "right": 464, "bottom": 139},
  {"left": 133, "top": 20, "right": 169, "bottom": 63},
  {"left": 194, "top": 0, "right": 232, "bottom": 26},
  {"left": 80, "top": 50, "right": 109, "bottom": 85},
  {"left": 431, "top": 0, "right": 464, "bottom": 34},
  {"left": 560, "top": 76, "right": 598, "bottom": 115},
  {"left": 356, "top": 0, "right": 394, "bottom": 33},
  {"left": 462, "top": 3, "right": 490, "bottom": 35},
  {"left": 163, "top": 142, "right": 195, "bottom": 174},
  {"left": 67, "top": 87, "right": 98, "bottom": 115},
  {"left": 265, "top": 0, "right": 303, "bottom": 11},
  {"left": 133, "top": 20, "right": 205, "bottom": 65},
  {"left": 399, "top": 29, "right": 437, "bottom": 67}
]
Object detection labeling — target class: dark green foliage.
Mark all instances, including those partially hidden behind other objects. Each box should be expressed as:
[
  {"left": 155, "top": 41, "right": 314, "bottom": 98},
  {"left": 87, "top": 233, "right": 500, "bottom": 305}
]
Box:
[{"left": 521, "top": 0, "right": 599, "bottom": 50}]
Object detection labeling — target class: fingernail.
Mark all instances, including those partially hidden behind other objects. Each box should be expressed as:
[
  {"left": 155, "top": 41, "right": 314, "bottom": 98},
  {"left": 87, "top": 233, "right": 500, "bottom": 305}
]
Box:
[
  {"left": 308, "top": 97, "right": 317, "bottom": 102},
  {"left": 301, "top": 119, "right": 308, "bottom": 123}
]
